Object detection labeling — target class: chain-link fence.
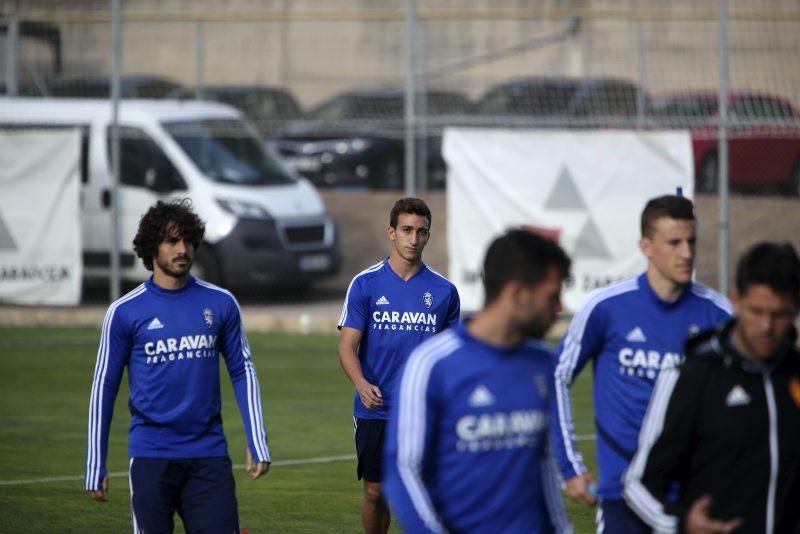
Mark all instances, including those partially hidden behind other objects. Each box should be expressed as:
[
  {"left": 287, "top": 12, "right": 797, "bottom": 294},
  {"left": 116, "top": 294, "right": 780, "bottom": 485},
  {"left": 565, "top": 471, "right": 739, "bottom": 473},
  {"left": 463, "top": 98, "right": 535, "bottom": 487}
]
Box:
[{"left": 1, "top": 0, "right": 799, "bottom": 303}]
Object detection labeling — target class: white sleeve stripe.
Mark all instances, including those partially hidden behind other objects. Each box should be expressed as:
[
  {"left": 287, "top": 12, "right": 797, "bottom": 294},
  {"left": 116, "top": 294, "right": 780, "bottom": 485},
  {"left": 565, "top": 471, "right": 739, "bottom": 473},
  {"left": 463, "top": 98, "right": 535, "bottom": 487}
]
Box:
[
  {"left": 554, "top": 339, "right": 586, "bottom": 474},
  {"left": 553, "top": 278, "right": 638, "bottom": 473},
  {"left": 396, "top": 333, "right": 460, "bottom": 533},
  {"left": 196, "top": 280, "right": 270, "bottom": 461},
  {"left": 245, "top": 360, "right": 271, "bottom": 461},
  {"left": 338, "top": 261, "right": 383, "bottom": 326},
  {"left": 86, "top": 284, "right": 146, "bottom": 490},
  {"left": 623, "top": 369, "right": 680, "bottom": 533},
  {"left": 425, "top": 265, "right": 454, "bottom": 284},
  {"left": 542, "top": 439, "right": 573, "bottom": 533},
  {"left": 690, "top": 284, "right": 734, "bottom": 315}
]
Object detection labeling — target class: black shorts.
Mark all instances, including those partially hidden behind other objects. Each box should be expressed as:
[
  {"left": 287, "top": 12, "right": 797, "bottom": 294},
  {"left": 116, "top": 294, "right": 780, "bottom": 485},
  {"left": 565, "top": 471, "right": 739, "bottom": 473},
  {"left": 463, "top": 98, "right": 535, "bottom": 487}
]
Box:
[
  {"left": 129, "top": 456, "right": 239, "bottom": 533},
  {"left": 354, "top": 417, "right": 386, "bottom": 483}
]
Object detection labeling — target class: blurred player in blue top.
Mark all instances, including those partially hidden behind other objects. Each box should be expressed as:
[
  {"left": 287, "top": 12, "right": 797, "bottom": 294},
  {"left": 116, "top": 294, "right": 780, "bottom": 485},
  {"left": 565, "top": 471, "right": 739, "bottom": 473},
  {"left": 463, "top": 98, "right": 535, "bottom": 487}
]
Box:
[
  {"left": 384, "top": 229, "right": 573, "bottom": 533},
  {"left": 338, "top": 197, "right": 460, "bottom": 534},
  {"left": 85, "top": 199, "right": 270, "bottom": 533},
  {"left": 551, "top": 195, "right": 732, "bottom": 533}
]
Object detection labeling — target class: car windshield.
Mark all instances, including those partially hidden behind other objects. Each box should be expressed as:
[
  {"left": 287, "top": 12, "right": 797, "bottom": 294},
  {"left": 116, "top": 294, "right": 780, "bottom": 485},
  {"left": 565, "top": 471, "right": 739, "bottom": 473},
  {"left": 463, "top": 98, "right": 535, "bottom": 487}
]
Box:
[
  {"left": 165, "top": 119, "right": 294, "bottom": 185},
  {"left": 477, "top": 84, "right": 579, "bottom": 115},
  {"left": 310, "top": 93, "right": 469, "bottom": 120},
  {"left": 649, "top": 98, "right": 718, "bottom": 119}
]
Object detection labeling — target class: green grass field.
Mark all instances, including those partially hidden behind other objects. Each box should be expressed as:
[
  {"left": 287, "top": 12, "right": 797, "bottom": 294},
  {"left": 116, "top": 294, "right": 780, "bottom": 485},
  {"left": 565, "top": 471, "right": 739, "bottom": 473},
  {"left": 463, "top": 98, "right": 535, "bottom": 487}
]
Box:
[{"left": 0, "top": 327, "right": 598, "bottom": 533}]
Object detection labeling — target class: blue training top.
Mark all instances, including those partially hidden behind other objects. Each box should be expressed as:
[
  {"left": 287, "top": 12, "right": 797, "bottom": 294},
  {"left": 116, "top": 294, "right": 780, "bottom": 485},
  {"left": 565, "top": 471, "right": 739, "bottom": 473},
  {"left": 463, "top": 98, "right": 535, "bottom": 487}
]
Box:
[
  {"left": 85, "top": 276, "right": 270, "bottom": 491},
  {"left": 338, "top": 259, "right": 460, "bottom": 420},
  {"left": 552, "top": 273, "right": 731, "bottom": 500},
  {"left": 383, "top": 325, "right": 571, "bottom": 533}
]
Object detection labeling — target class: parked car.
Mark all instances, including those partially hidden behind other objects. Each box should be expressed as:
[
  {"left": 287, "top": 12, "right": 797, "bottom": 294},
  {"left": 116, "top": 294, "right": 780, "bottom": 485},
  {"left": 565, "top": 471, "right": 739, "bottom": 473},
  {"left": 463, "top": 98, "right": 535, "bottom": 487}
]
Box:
[
  {"left": 275, "top": 88, "right": 472, "bottom": 189},
  {"left": 21, "top": 74, "right": 182, "bottom": 99},
  {"left": 474, "top": 76, "right": 648, "bottom": 127},
  {"left": 648, "top": 91, "right": 800, "bottom": 194},
  {"left": 168, "top": 84, "right": 304, "bottom": 138}
]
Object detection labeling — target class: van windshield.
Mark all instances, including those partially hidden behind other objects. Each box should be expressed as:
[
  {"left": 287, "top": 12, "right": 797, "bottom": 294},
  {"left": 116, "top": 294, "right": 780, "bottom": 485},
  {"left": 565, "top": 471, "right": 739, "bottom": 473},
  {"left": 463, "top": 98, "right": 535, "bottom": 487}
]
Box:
[{"left": 164, "top": 119, "right": 294, "bottom": 185}]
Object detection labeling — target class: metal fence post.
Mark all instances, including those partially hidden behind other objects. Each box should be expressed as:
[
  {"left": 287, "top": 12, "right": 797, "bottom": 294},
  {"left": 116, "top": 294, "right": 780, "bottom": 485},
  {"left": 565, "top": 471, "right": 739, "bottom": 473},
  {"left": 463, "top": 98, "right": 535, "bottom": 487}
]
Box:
[
  {"left": 4, "top": 17, "right": 19, "bottom": 96},
  {"left": 110, "top": 0, "right": 122, "bottom": 302},
  {"left": 718, "top": 0, "right": 730, "bottom": 295},
  {"left": 404, "top": 0, "right": 417, "bottom": 197}
]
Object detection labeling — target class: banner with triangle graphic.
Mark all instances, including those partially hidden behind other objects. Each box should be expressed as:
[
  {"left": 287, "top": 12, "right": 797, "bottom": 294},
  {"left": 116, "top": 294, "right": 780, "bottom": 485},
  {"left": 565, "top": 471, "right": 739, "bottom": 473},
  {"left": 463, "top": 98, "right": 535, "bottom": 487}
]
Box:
[
  {"left": 444, "top": 128, "right": 694, "bottom": 313},
  {"left": 0, "top": 130, "right": 83, "bottom": 305}
]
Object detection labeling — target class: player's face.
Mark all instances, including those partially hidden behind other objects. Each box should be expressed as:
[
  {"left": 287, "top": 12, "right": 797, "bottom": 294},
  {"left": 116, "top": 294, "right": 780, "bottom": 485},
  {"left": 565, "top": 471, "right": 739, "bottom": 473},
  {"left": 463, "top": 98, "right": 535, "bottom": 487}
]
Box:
[
  {"left": 733, "top": 284, "right": 798, "bottom": 361},
  {"left": 518, "top": 266, "right": 564, "bottom": 339},
  {"left": 153, "top": 223, "right": 194, "bottom": 279},
  {"left": 388, "top": 213, "right": 430, "bottom": 264},
  {"left": 640, "top": 217, "right": 696, "bottom": 287}
]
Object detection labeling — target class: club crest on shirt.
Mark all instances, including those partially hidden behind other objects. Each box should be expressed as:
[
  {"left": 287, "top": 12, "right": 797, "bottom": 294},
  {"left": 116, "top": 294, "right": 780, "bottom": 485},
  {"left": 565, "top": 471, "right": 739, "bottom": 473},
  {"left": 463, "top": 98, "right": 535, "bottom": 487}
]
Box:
[
  {"left": 423, "top": 291, "right": 433, "bottom": 308},
  {"left": 202, "top": 307, "right": 214, "bottom": 328}
]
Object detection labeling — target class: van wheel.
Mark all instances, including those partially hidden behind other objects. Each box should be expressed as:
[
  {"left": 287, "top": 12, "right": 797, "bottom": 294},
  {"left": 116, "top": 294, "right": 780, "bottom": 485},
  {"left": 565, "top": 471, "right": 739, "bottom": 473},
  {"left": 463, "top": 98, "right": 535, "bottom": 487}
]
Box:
[
  {"left": 192, "top": 245, "right": 221, "bottom": 285},
  {"left": 697, "top": 154, "right": 718, "bottom": 193}
]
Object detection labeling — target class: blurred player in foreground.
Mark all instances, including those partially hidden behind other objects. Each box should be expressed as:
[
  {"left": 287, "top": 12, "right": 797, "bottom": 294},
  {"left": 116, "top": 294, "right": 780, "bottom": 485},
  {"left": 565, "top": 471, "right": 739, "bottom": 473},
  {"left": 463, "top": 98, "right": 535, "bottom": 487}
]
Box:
[
  {"left": 384, "top": 229, "right": 572, "bottom": 533},
  {"left": 625, "top": 242, "right": 800, "bottom": 533}
]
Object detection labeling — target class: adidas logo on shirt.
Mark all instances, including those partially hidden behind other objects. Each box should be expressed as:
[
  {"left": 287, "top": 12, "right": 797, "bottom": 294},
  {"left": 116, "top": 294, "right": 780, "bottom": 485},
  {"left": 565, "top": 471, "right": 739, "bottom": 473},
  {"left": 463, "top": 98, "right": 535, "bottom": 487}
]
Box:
[
  {"left": 468, "top": 385, "right": 496, "bottom": 407},
  {"left": 625, "top": 326, "right": 647, "bottom": 342},
  {"left": 147, "top": 317, "right": 165, "bottom": 330},
  {"left": 725, "top": 385, "right": 751, "bottom": 407},
  {"left": 375, "top": 296, "right": 390, "bottom": 306}
]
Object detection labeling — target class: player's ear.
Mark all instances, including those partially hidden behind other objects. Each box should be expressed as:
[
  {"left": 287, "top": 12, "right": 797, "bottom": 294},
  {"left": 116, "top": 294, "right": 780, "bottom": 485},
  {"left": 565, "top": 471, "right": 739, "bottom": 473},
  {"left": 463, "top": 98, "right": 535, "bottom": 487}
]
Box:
[
  {"left": 387, "top": 225, "right": 396, "bottom": 241},
  {"left": 638, "top": 236, "right": 651, "bottom": 258}
]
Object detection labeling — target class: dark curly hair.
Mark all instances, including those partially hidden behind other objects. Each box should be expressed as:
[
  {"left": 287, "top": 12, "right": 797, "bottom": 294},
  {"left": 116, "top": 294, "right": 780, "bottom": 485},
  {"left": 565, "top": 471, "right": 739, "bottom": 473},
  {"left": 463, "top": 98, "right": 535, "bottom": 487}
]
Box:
[{"left": 133, "top": 199, "right": 205, "bottom": 271}]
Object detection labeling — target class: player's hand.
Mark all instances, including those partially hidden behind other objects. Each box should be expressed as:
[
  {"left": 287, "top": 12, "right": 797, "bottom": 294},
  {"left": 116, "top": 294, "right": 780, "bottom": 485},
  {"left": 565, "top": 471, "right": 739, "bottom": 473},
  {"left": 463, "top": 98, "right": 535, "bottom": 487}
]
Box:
[
  {"left": 88, "top": 476, "right": 109, "bottom": 502},
  {"left": 565, "top": 472, "right": 598, "bottom": 507},
  {"left": 357, "top": 382, "right": 383, "bottom": 409},
  {"left": 245, "top": 448, "right": 270, "bottom": 480},
  {"left": 685, "top": 495, "right": 742, "bottom": 533}
]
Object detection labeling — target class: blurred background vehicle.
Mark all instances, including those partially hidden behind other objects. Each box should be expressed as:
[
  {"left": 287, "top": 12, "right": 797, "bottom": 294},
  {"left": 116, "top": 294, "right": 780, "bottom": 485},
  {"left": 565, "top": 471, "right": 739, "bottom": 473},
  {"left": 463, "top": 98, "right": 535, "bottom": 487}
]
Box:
[
  {"left": 275, "top": 88, "right": 472, "bottom": 189},
  {"left": 20, "top": 74, "right": 183, "bottom": 99},
  {"left": 168, "top": 84, "right": 304, "bottom": 139},
  {"left": 648, "top": 91, "right": 800, "bottom": 195},
  {"left": 474, "top": 76, "right": 648, "bottom": 127}
]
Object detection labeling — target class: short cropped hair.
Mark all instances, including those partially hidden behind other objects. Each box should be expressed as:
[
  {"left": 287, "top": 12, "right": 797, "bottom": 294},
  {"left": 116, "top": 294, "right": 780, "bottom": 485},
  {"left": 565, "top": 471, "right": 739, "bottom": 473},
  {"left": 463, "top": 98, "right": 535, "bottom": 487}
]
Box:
[
  {"left": 735, "top": 242, "right": 800, "bottom": 303},
  {"left": 133, "top": 198, "right": 205, "bottom": 271},
  {"left": 640, "top": 195, "right": 695, "bottom": 238},
  {"left": 389, "top": 197, "right": 431, "bottom": 229},
  {"left": 483, "top": 229, "right": 572, "bottom": 305}
]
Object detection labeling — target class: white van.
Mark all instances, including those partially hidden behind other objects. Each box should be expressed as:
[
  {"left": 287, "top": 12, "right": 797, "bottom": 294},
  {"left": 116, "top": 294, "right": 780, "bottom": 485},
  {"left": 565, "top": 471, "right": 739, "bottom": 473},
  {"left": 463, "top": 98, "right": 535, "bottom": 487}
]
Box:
[{"left": 0, "top": 98, "right": 341, "bottom": 290}]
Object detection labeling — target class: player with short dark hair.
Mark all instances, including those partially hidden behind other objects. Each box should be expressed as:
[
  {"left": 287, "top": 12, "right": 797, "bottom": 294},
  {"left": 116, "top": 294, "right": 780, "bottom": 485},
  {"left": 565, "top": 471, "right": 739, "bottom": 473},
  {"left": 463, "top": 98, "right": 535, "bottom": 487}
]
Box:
[
  {"left": 625, "top": 242, "right": 800, "bottom": 533},
  {"left": 86, "top": 198, "right": 270, "bottom": 533},
  {"left": 338, "top": 197, "right": 460, "bottom": 534},
  {"left": 383, "top": 229, "right": 572, "bottom": 532},
  {"left": 552, "top": 194, "right": 732, "bottom": 533}
]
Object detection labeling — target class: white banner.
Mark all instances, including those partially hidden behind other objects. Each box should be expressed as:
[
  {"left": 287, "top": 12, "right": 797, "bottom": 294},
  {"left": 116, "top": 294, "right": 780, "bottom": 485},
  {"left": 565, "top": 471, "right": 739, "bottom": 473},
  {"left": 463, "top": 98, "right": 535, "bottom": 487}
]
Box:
[
  {"left": 444, "top": 128, "right": 693, "bottom": 313},
  {"left": 0, "top": 130, "right": 82, "bottom": 305}
]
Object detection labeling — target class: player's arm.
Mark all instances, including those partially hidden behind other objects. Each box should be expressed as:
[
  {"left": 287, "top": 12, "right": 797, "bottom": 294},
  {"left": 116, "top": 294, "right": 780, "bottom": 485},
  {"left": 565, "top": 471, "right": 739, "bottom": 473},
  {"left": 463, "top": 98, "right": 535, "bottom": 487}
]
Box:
[
  {"left": 86, "top": 306, "right": 132, "bottom": 501},
  {"left": 551, "top": 302, "right": 606, "bottom": 506},
  {"left": 443, "top": 287, "right": 461, "bottom": 330},
  {"left": 383, "top": 350, "right": 446, "bottom": 534},
  {"left": 623, "top": 364, "right": 704, "bottom": 532},
  {"left": 541, "top": 372, "right": 573, "bottom": 533},
  {"left": 221, "top": 297, "right": 271, "bottom": 477},
  {"left": 338, "top": 327, "right": 382, "bottom": 409}
]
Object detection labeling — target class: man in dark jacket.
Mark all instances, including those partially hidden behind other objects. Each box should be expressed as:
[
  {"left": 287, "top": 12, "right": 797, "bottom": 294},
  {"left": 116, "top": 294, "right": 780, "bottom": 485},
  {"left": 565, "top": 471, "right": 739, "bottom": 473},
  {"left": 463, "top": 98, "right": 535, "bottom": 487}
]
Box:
[{"left": 623, "top": 241, "right": 800, "bottom": 534}]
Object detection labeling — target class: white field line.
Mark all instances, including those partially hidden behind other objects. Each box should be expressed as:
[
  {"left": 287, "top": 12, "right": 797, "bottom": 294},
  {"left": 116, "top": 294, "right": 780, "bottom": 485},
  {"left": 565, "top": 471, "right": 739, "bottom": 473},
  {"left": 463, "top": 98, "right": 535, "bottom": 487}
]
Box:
[{"left": 0, "top": 435, "right": 597, "bottom": 487}]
